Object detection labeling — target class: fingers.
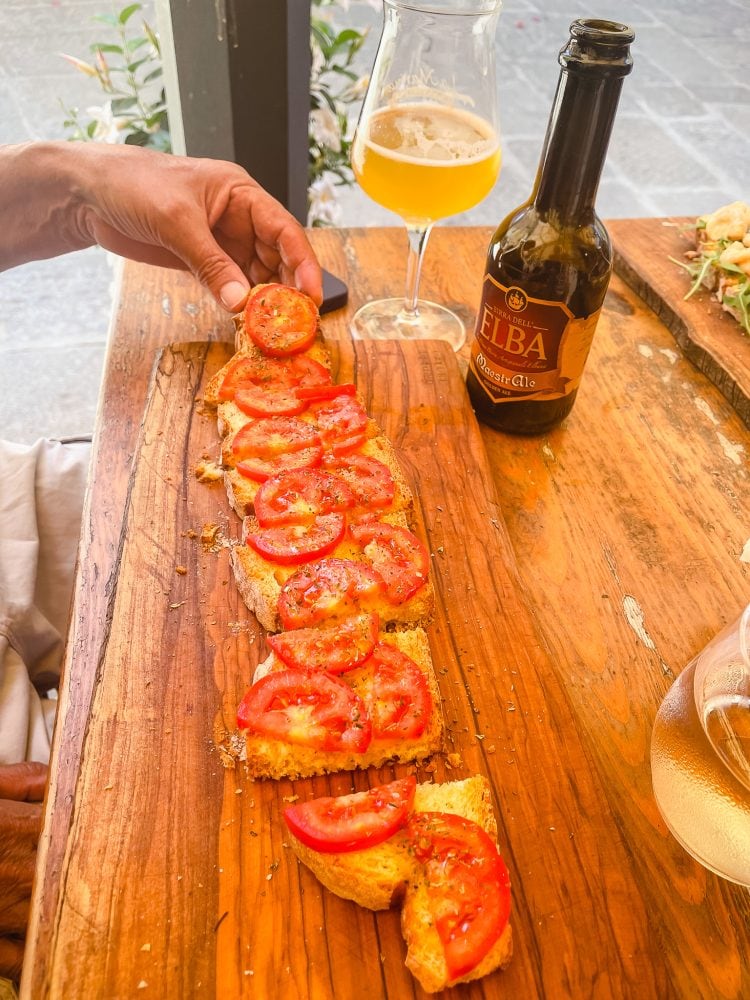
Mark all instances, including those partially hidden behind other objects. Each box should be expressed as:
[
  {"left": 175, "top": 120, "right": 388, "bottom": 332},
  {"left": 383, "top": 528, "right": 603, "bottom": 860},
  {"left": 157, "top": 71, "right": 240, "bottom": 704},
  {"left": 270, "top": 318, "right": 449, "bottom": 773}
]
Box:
[
  {"left": 0, "top": 934, "right": 25, "bottom": 982},
  {"left": 0, "top": 763, "right": 47, "bottom": 802},
  {"left": 256, "top": 216, "right": 323, "bottom": 306},
  {"left": 0, "top": 797, "right": 42, "bottom": 980}
]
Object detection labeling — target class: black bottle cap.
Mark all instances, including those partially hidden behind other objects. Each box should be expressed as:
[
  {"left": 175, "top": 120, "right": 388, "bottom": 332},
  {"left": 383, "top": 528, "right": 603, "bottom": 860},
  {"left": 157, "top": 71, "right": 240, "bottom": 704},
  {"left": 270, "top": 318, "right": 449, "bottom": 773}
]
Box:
[{"left": 560, "top": 18, "right": 635, "bottom": 77}]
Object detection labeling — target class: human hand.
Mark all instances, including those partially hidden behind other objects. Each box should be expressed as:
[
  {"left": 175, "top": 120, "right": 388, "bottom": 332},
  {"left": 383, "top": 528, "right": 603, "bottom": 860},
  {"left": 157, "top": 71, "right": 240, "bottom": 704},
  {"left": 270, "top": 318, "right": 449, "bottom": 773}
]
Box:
[
  {"left": 0, "top": 142, "right": 323, "bottom": 312},
  {"left": 0, "top": 762, "right": 47, "bottom": 982},
  {"left": 76, "top": 143, "right": 323, "bottom": 312}
]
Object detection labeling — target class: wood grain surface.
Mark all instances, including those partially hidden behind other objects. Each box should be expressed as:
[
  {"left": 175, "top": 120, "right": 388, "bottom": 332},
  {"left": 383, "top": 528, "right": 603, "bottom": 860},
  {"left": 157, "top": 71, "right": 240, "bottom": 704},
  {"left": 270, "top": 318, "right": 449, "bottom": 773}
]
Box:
[
  {"left": 611, "top": 216, "right": 750, "bottom": 426},
  {"left": 22, "top": 226, "right": 750, "bottom": 1000}
]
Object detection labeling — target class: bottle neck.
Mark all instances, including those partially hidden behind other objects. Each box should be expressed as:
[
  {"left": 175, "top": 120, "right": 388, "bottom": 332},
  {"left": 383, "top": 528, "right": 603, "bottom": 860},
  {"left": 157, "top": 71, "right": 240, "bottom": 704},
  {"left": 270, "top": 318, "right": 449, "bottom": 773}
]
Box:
[{"left": 532, "top": 68, "right": 624, "bottom": 221}]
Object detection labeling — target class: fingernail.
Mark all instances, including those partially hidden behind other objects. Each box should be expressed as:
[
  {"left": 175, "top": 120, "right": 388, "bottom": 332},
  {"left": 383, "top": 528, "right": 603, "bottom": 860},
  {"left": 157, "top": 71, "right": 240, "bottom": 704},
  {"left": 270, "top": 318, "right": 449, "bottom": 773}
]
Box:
[{"left": 219, "top": 281, "right": 249, "bottom": 312}]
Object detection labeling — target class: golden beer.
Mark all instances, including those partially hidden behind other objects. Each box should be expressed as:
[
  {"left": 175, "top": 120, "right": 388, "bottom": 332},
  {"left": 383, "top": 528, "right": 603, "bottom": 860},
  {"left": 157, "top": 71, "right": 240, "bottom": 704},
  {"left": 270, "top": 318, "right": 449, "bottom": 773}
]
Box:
[{"left": 352, "top": 103, "right": 501, "bottom": 225}]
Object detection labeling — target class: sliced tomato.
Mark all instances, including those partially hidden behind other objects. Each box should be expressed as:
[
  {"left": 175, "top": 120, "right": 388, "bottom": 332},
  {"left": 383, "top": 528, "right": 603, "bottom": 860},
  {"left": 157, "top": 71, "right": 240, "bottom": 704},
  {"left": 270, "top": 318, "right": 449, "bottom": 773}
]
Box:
[
  {"left": 245, "top": 284, "right": 319, "bottom": 357},
  {"left": 356, "top": 642, "right": 431, "bottom": 739},
  {"left": 296, "top": 382, "right": 357, "bottom": 402},
  {"left": 218, "top": 352, "right": 330, "bottom": 400},
  {"left": 268, "top": 612, "right": 379, "bottom": 674},
  {"left": 218, "top": 354, "right": 297, "bottom": 400},
  {"left": 330, "top": 433, "right": 368, "bottom": 456},
  {"left": 246, "top": 513, "right": 345, "bottom": 565},
  {"left": 232, "top": 416, "right": 321, "bottom": 461},
  {"left": 349, "top": 522, "right": 429, "bottom": 604},
  {"left": 232, "top": 417, "right": 323, "bottom": 480},
  {"left": 283, "top": 776, "right": 416, "bottom": 853},
  {"left": 290, "top": 356, "right": 333, "bottom": 389},
  {"left": 234, "top": 386, "right": 308, "bottom": 418},
  {"left": 314, "top": 394, "right": 369, "bottom": 448},
  {"left": 237, "top": 668, "right": 371, "bottom": 753},
  {"left": 323, "top": 454, "right": 396, "bottom": 509},
  {"left": 254, "top": 468, "right": 356, "bottom": 527},
  {"left": 237, "top": 446, "right": 322, "bottom": 483},
  {"left": 407, "top": 812, "right": 511, "bottom": 982},
  {"left": 278, "top": 557, "right": 384, "bottom": 630}
]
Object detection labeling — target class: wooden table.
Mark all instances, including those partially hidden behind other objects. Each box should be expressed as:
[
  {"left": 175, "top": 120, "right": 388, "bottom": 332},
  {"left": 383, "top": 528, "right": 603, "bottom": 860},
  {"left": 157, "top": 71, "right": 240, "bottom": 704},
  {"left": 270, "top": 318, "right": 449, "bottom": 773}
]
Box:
[{"left": 21, "top": 225, "right": 750, "bottom": 999}]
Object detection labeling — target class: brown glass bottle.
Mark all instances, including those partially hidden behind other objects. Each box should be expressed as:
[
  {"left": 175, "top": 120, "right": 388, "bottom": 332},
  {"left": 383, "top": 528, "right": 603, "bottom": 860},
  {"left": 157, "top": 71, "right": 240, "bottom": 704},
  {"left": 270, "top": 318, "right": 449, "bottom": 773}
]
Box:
[{"left": 466, "top": 19, "right": 634, "bottom": 434}]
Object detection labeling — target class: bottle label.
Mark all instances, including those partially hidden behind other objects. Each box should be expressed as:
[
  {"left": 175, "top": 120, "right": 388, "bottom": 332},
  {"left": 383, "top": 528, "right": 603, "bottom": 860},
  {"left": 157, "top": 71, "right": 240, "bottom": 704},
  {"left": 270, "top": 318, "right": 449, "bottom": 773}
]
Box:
[{"left": 469, "top": 274, "right": 601, "bottom": 404}]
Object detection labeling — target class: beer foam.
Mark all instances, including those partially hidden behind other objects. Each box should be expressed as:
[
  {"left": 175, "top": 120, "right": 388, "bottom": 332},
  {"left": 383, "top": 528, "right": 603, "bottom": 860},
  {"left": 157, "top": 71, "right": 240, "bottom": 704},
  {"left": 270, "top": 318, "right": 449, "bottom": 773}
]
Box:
[{"left": 367, "top": 103, "right": 498, "bottom": 165}]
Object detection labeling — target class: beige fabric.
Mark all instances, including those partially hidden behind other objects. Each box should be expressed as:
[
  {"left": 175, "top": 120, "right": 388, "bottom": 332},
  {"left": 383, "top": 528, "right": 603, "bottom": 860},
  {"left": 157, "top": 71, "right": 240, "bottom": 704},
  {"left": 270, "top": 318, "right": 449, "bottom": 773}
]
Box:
[{"left": 0, "top": 439, "right": 90, "bottom": 765}]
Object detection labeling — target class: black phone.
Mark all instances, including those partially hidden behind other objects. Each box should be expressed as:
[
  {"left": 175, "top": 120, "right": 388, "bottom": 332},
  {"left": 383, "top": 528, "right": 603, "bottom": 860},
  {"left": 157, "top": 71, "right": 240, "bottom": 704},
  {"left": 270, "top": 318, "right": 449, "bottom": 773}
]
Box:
[{"left": 320, "top": 269, "right": 348, "bottom": 314}]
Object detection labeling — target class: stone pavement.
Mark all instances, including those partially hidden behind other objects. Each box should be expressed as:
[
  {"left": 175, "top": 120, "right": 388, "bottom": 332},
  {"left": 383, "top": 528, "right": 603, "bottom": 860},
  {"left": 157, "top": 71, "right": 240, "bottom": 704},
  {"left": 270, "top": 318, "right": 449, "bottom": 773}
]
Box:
[{"left": 1, "top": 0, "right": 748, "bottom": 443}]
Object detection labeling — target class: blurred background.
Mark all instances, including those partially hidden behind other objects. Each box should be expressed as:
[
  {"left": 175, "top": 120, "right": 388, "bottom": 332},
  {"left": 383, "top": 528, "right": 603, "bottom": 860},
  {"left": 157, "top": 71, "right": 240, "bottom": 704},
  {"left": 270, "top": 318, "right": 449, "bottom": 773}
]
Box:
[{"left": 1, "top": 0, "right": 748, "bottom": 442}]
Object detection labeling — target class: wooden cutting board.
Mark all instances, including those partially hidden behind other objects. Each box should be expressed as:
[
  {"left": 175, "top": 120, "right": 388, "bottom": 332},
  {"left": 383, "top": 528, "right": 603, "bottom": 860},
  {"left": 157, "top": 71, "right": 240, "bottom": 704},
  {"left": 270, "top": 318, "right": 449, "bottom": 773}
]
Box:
[
  {"left": 610, "top": 216, "right": 750, "bottom": 426},
  {"left": 45, "top": 338, "right": 657, "bottom": 998}
]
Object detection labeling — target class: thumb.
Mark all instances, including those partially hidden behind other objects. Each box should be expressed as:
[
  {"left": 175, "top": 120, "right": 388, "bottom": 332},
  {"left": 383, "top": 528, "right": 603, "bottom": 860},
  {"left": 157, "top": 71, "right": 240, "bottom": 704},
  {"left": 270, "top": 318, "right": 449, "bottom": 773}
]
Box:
[
  {"left": 178, "top": 229, "right": 250, "bottom": 313},
  {"left": 0, "top": 762, "right": 48, "bottom": 802}
]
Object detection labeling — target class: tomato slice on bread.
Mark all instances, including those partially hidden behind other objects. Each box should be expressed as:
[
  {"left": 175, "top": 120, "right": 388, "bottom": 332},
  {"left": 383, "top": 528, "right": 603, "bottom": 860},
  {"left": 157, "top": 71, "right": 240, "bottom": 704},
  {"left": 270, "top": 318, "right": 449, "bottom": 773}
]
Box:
[
  {"left": 218, "top": 353, "right": 330, "bottom": 401},
  {"left": 349, "top": 522, "right": 429, "bottom": 604},
  {"left": 268, "top": 613, "right": 379, "bottom": 674},
  {"left": 314, "top": 395, "right": 369, "bottom": 449},
  {"left": 283, "top": 776, "right": 416, "bottom": 853},
  {"left": 237, "top": 668, "right": 371, "bottom": 753},
  {"left": 232, "top": 416, "right": 320, "bottom": 461},
  {"left": 237, "top": 448, "right": 322, "bottom": 483},
  {"left": 278, "top": 557, "right": 384, "bottom": 630},
  {"left": 407, "top": 812, "right": 511, "bottom": 981},
  {"left": 245, "top": 284, "right": 319, "bottom": 357},
  {"left": 296, "top": 383, "right": 357, "bottom": 402},
  {"left": 246, "top": 513, "right": 346, "bottom": 565},
  {"left": 234, "top": 386, "right": 308, "bottom": 418},
  {"left": 254, "top": 468, "right": 356, "bottom": 526},
  {"left": 355, "top": 642, "right": 431, "bottom": 739},
  {"left": 232, "top": 417, "right": 323, "bottom": 482},
  {"left": 323, "top": 454, "right": 396, "bottom": 509}
]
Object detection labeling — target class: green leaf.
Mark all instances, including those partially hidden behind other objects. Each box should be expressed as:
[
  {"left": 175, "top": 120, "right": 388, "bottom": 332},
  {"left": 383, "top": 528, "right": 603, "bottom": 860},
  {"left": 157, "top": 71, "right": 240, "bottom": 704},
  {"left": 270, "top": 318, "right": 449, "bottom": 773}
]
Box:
[
  {"left": 127, "top": 56, "right": 151, "bottom": 73},
  {"left": 111, "top": 96, "right": 138, "bottom": 113},
  {"left": 142, "top": 21, "right": 161, "bottom": 55},
  {"left": 90, "top": 43, "right": 124, "bottom": 54},
  {"left": 142, "top": 67, "right": 163, "bottom": 84},
  {"left": 119, "top": 3, "right": 143, "bottom": 24},
  {"left": 93, "top": 12, "right": 119, "bottom": 27},
  {"left": 127, "top": 37, "right": 150, "bottom": 52}
]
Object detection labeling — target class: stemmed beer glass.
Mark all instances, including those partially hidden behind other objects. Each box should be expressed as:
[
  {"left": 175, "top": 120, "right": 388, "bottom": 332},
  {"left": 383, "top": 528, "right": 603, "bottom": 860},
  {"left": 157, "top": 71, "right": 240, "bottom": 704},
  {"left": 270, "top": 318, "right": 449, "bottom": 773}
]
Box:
[{"left": 350, "top": 0, "right": 502, "bottom": 351}]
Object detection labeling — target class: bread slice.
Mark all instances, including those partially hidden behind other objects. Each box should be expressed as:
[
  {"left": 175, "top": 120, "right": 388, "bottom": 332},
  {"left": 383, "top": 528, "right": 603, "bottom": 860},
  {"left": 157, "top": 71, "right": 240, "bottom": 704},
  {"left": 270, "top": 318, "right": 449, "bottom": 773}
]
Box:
[
  {"left": 203, "top": 339, "right": 331, "bottom": 411},
  {"left": 288, "top": 774, "right": 493, "bottom": 909},
  {"left": 231, "top": 509, "right": 433, "bottom": 632},
  {"left": 223, "top": 433, "right": 415, "bottom": 520},
  {"left": 288, "top": 775, "right": 513, "bottom": 993},
  {"left": 220, "top": 410, "right": 381, "bottom": 470},
  {"left": 243, "top": 627, "right": 444, "bottom": 779},
  {"left": 403, "top": 882, "right": 512, "bottom": 994}
]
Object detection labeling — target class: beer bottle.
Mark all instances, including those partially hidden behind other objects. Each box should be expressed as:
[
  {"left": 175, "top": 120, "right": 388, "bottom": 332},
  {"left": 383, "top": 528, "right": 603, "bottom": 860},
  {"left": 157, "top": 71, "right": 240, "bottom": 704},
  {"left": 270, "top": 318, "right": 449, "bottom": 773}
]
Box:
[{"left": 466, "top": 19, "right": 634, "bottom": 434}]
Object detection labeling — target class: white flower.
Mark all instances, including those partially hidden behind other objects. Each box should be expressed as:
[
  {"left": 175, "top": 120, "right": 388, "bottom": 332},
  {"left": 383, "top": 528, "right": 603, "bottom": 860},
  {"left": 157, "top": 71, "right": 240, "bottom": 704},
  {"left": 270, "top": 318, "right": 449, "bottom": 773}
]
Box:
[
  {"left": 85, "top": 101, "right": 122, "bottom": 144},
  {"left": 343, "top": 74, "right": 370, "bottom": 102},
  {"left": 308, "top": 175, "right": 342, "bottom": 227},
  {"left": 311, "top": 39, "right": 325, "bottom": 78},
  {"left": 310, "top": 106, "right": 342, "bottom": 153}
]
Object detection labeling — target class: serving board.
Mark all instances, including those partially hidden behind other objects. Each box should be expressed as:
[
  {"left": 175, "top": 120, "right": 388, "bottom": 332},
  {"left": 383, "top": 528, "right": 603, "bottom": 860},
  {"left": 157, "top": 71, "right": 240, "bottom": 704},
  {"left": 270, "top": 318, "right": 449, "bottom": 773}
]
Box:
[
  {"left": 41, "top": 337, "right": 657, "bottom": 999},
  {"left": 611, "top": 216, "right": 750, "bottom": 426}
]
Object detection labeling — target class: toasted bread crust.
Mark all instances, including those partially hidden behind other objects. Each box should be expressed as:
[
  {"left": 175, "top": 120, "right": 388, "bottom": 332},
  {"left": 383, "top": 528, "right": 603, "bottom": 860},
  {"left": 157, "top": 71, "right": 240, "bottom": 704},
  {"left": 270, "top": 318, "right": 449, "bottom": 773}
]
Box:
[
  {"left": 244, "top": 628, "right": 444, "bottom": 778},
  {"left": 232, "top": 509, "right": 434, "bottom": 635},
  {"left": 288, "top": 776, "right": 512, "bottom": 992}
]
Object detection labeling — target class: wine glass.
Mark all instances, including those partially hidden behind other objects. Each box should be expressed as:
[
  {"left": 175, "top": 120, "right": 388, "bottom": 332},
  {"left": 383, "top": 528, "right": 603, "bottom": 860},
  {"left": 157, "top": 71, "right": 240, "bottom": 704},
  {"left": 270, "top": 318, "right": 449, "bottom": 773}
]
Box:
[
  {"left": 350, "top": 0, "right": 502, "bottom": 352},
  {"left": 651, "top": 602, "right": 750, "bottom": 885}
]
